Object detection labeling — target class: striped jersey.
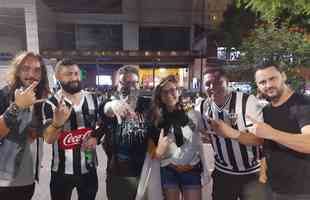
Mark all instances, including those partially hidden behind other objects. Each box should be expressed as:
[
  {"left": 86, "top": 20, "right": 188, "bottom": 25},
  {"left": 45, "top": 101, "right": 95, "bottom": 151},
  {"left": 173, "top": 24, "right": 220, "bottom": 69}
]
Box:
[
  {"left": 42, "top": 90, "right": 99, "bottom": 175},
  {"left": 197, "top": 91, "right": 263, "bottom": 175}
]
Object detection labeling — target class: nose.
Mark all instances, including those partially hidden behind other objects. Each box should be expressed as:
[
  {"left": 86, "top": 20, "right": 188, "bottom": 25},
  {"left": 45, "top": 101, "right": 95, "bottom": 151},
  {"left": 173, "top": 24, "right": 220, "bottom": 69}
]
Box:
[{"left": 266, "top": 80, "right": 273, "bottom": 88}]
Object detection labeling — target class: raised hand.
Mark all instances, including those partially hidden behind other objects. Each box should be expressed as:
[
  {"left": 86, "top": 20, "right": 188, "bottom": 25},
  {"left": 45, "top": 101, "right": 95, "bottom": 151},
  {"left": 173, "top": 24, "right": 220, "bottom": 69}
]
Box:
[
  {"left": 52, "top": 95, "right": 72, "bottom": 128},
  {"left": 156, "top": 129, "right": 170, "bottom": 159},
  {"left": 106, "top": 100, "right": 135, "bottom": 124},
  {"left": 14, "top": 81, "right": 39, "bottom": 108}
]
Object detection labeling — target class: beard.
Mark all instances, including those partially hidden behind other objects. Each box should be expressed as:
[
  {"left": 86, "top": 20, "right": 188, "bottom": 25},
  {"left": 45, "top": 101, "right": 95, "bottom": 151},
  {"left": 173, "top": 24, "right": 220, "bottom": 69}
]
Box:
[
  {"left": 119, "top": 86, "right": 139, "bottom": 99},
  {"left": 59, "top": 80, "right": 82, "bottom": 94},
  {"left": 264, "top": 85, "right": 285, "bottom": 102}
]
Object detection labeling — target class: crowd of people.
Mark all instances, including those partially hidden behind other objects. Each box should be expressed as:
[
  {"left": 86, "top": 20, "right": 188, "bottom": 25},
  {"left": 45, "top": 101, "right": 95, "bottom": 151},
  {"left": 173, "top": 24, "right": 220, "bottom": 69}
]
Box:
[{"left": 0, "top": 51, "right": 310, "bottom": 200}]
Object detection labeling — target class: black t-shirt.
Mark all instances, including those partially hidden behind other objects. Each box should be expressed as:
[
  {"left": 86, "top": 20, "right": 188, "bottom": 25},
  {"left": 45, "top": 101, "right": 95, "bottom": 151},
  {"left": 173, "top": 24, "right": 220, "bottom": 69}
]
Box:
[
  {"left": 263, "top": 92, "right": 310, "bottom": 195},
  {"left": 98, "top": 95, "right": 151, "bottom": 176}
]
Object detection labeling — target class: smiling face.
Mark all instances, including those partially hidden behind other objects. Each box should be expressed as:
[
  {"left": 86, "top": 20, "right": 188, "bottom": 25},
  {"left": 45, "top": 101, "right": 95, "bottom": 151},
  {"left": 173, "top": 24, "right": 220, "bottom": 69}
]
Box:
[
  {"left": 117, "top": 72, "right": 139, "bottom": 98},
  {"left": 160, "top": 81, "right": 179, "bottom": 110},
  {"left": 203, "top": 70, "right": 229, "bottom": 103},
  {"left": 18, "top": 55, "right": 42, "bottom": 87},
  {"left": 255, "top": 66, "right": 286, "bottom": 103},
  {"left": 57, "top": 64, "right": 82, "bottom": 94}
]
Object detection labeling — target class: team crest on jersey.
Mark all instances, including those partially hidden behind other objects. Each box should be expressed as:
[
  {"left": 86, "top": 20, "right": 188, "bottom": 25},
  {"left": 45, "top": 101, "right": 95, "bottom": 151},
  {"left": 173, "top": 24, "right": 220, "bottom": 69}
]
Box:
[{"left": 58, "top": 128, "right": 92, "bottom": 150}]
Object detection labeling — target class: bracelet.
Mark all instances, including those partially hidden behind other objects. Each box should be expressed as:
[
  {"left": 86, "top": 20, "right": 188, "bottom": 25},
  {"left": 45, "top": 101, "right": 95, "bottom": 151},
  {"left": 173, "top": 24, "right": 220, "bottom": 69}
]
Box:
[
  {"left": 50, "top": 122, "right": 63, "bottom": 129},
  {"left": 9, "top": 103, "right": 21, "bottom": 117}
]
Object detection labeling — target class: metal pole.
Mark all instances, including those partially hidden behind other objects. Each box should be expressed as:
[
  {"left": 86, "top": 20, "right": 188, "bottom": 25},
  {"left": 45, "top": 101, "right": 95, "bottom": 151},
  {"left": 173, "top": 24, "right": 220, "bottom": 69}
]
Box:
[{"left": 153, "top": 63, "right": 156, "bottom": 88}]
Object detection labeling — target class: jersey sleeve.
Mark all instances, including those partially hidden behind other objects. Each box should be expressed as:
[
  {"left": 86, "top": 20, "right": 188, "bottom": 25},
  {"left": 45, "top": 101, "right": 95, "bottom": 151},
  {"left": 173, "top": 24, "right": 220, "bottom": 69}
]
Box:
[
  {"left": 245, "top": 94, "right": 264, "bottom": 128},
  {"left": 42, "top": 100, "right": 55, "bottom": 125}
]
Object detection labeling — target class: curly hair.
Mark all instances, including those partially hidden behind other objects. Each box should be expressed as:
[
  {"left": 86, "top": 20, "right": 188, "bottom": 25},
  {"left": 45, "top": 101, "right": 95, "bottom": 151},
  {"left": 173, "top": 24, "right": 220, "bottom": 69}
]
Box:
[{"left": 6, "top": 51, "right": 50, "bottom": 100}]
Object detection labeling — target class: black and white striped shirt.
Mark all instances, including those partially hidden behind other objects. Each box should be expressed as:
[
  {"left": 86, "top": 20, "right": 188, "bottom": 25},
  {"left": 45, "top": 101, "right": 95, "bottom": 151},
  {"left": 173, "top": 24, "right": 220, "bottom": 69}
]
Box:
[
  {"left": 42, "top": 91, "right": 99, "bottom": 175},
  {"left": 197, "top": 91, "right": 263, "bottom": 175}
]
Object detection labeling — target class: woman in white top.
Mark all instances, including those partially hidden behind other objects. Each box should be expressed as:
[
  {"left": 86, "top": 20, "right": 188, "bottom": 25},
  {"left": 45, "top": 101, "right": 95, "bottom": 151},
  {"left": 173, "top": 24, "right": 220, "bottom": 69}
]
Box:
[{"left": 148, "top": 75, "right": 207, "bottom": 200}]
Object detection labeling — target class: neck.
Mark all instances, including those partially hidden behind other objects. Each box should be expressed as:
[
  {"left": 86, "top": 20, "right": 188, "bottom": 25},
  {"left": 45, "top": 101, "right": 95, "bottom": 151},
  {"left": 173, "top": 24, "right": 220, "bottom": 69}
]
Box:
[
  {"left": 61, "top": 89, "right": 82, "bottom": 104},
  {"left": 271, "top": 86, "right": 293, "bottom": 107},
  {"left": 166, "top": 105, "right": 176, "bottom": 112},
  {"left": 213, "top": 91, "right": 230, "bottom": 107}
]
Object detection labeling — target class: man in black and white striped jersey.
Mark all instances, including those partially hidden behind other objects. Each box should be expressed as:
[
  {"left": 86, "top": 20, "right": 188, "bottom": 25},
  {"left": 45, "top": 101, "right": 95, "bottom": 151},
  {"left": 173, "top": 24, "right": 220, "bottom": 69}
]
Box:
[
  {"left": 196, "top": 67, "right": 267, "bottom": 200},
  {"left": 42, "top": 59, "right": 101, "bottom": 200}
]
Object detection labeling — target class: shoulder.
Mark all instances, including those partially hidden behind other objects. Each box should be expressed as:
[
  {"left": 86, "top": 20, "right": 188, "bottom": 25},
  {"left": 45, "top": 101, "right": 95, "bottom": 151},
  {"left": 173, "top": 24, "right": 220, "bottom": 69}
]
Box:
[
  {"left": 44, "top": 95, "right": 59, "bottom": 109},
  {"left": 291, "top": 93, "right": 310, "bottom": 106},
  {"left": 0, "top": 86, "right": 10, "bottom": 114}
]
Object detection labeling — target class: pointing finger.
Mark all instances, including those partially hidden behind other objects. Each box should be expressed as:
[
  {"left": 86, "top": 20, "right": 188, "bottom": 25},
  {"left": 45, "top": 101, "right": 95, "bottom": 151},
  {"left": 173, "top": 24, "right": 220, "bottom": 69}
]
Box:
[
  {"left": 24, "top": 81, "right": 39, "bottom": 92},
  {"left": 159, "top": 128, "right": 164, "bottom": 139}
]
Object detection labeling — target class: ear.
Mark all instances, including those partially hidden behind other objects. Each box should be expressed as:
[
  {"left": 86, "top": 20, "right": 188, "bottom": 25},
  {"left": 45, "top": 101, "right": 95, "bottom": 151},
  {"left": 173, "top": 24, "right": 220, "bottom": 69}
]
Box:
[{"left": 281, "top": 72, "right": 287, "bottom": 81}]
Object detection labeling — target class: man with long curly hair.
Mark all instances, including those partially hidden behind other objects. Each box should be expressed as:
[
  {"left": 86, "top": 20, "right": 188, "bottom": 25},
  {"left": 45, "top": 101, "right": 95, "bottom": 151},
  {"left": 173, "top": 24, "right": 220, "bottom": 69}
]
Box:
[{"left": 0, "top": 51, "right": 50, "bottom": 200}]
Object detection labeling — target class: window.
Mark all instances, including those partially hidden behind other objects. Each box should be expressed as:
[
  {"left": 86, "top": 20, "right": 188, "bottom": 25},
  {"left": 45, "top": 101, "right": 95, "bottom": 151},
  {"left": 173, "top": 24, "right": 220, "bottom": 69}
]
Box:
[{"left": 96, "top": 75, "right": 112, "bottom": 86}]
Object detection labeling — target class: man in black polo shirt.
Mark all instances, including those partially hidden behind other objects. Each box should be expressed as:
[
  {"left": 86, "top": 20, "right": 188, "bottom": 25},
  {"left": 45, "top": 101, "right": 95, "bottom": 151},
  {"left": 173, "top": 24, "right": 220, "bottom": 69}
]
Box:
[{"left": 250, "top": 62, "right": 310, "bottom": 200}]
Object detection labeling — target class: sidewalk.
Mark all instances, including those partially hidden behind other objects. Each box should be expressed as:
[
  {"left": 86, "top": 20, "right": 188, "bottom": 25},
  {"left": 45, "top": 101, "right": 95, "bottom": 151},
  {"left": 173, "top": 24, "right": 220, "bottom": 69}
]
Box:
[{"left": 33, "top": 144, "right": 213, "bottom": 200}]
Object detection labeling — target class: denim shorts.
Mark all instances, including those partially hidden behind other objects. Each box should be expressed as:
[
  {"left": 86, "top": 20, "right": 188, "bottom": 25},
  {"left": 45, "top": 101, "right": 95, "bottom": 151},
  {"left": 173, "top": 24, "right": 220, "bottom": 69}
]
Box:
[{"left": 160, "top": 163, "right": 202, "bottom": 190}]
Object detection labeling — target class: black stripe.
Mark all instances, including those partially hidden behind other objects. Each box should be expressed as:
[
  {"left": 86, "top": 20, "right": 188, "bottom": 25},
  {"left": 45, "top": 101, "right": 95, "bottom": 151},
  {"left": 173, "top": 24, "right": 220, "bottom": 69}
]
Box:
[
  {"left": 51, "top": 144, "right": 55, "bottom": 171},
  {"left": 252, "top": 146, "right": 258, "bottom": 165},
  {"left": 91, "top": 94, "right": 99, "bottom": 122},
  {"left": 215, "top": 162, "right": 260, "bottom": 174},
  {"left": 239, "top": 144, "right": 251, "bottom": 169},
  {"left": 242, "top": 93, "right": 250, "bottom": 127},
  {"left": 219, "top": 111, "right": 239, "bottom": 171},
  {"left": 57, "top": 142, "right": 66, "bottom": 174},
  {"left": 69, "top": 109, "right": 82, "bottom": 175},
  {"left": 82, "top": 97, "right": 91, "bottom": 128}
]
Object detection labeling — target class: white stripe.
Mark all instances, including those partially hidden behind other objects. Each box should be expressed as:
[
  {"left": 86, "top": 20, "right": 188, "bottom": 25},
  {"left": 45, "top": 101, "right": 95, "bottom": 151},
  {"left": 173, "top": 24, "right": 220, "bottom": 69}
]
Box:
[
  {"left": 80, "top": 151, "right": 88, "bottom": 174},
  {"left": 246, "top": 145, "right": 255, "bottom": 165},
  {"left": 231, "top": 140, "right": 246, "bottom": 171},
  {"left": 65, "top": 149, "right": 74, "bottom": 174},
  {"left": 52, "top": 142, "right": 59, "bottom": 172},
  {"left": 218, "top": 137, "right": 234, "bottom": 170}
]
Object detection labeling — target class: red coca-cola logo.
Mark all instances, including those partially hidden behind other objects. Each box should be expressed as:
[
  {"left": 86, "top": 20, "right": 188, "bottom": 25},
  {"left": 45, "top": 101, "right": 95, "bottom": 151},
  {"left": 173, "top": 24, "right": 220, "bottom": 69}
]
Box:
[{"left": 58, "top": 128, "right": 93, "bottom": 150}]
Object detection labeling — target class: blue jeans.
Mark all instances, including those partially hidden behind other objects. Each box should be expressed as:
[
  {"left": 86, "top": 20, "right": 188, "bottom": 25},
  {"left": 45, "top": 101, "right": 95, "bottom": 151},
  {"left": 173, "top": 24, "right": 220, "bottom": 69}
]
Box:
[{"left": 160, "top": 163, "right": 201, "bottom": 190}]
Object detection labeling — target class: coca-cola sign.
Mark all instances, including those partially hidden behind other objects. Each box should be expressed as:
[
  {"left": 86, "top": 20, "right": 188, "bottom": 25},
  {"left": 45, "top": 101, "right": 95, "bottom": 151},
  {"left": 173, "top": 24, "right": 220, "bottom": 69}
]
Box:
[{"left": 58, "top": 128, "right": 93, "bottom": 150}]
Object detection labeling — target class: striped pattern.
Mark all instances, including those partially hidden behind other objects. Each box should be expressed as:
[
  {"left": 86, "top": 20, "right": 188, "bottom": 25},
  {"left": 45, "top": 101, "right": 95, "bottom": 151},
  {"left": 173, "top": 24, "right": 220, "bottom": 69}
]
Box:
[
  {"left": 42, "top": 91, "right": 98, "bottom": 175},
  {"left": 200, "top": 92, "right": 263, "bottom": 175}
]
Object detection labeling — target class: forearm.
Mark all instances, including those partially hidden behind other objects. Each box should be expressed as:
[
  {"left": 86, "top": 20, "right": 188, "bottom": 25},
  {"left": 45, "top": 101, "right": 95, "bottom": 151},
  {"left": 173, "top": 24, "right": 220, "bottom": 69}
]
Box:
[
  {"left": 238, "top": 131, "right": 264, "bottom": 145},
  {"left": 219, "top": 124, "right": 262, "bottom": 145},
  {"left": 270, "top": 130, "right": 310, "bottom": 153}
]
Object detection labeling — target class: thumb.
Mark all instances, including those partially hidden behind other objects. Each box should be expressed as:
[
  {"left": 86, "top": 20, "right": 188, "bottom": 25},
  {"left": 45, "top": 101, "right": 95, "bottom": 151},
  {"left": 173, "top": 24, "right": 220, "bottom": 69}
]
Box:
[
  {"left": 15, "top": 89, "right": 22, "bottom": 97},
  {"left": 159, "top": 128, "right": 164, "bottom": 139}
]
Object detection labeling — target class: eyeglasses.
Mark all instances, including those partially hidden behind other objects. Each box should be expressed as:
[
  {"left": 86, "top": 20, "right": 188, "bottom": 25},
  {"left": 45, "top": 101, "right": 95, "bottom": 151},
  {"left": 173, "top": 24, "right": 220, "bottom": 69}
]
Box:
[
  {"left": 161, "top": 87, "right": 179, "bottom": 96},
  {"left": 20, "top": 65, "right": 41, "bottom": 76},
  {"left": 119, "top": 80, "right": 139, "bottom": 86}
]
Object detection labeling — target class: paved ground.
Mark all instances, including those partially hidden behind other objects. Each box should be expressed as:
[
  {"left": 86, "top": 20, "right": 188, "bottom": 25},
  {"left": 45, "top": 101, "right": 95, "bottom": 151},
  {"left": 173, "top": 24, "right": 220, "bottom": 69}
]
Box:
[{"left": 33, "top": 144, "right": 214, "bottom": 200}]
